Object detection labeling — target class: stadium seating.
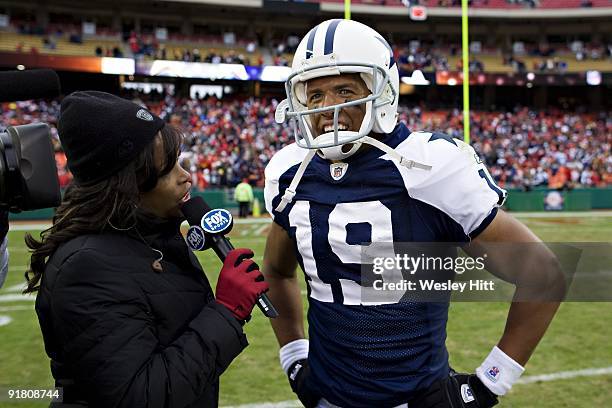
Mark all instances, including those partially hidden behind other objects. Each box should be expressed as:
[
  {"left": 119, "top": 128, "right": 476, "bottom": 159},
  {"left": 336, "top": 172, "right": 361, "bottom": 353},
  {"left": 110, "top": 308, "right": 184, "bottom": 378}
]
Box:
[
  {"left": 0, "top": 32, "right": 122, "bottom": 57},
  {"left": 2, "top": 18, "right": 610, "bottom": 73}
]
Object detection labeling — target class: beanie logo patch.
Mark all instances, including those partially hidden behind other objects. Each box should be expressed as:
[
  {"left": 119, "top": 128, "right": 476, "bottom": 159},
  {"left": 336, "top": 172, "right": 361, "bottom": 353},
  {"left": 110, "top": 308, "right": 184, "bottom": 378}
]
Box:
[{"left": 136, "top": 109, "right": 154, "bottom": 122}]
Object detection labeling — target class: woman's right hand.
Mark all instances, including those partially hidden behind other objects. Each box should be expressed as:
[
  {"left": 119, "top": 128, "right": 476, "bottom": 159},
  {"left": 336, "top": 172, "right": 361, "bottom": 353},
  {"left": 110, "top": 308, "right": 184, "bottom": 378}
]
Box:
[{"left": 215, "top": 248, "right": 269, "bottom": 322}]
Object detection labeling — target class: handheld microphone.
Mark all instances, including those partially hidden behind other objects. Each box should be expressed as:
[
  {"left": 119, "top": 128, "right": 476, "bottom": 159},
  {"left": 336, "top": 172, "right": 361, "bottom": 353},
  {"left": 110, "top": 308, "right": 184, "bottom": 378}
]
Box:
[
  {"left": 0, "top": 69, "right": 61, "bottom": 102},
  {"left": 181, "top": 196, "right": 278, "bottom": 318}
]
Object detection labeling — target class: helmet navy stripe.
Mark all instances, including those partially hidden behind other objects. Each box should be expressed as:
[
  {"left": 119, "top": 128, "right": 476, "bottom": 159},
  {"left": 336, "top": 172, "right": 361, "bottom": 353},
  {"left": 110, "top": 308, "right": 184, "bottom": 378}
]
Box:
[
  {"left": 306, "top": 25, "right": 319, "bottom": 59},
  {"left": 323, "top": 19, "right": 342, "bottom": 55}
]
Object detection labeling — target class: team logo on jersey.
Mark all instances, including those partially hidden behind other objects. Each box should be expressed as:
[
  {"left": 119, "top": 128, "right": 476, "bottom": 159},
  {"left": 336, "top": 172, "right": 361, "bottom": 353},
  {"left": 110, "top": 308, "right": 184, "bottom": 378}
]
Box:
[
  {"left": 186, "top": 226, "right": 206, "bottom": 251},
  {"left": 486, "top": 366, "right": 501, "bottom": 383},
  {"left": 201, "top": 208, "right": 233, "bottom": 234},
  {"left": 330, "top": 162, "right": 348, "bottom": 180},
  {"left": 461, "top": 384, "right": 475, "bottom": 403}
]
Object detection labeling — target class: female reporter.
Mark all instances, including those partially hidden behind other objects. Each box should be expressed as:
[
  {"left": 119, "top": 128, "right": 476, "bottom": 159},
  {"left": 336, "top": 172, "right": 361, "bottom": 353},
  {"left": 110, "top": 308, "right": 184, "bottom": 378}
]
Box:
[{"left": 24, "top": 91, "right": 268, "bottom": 408}]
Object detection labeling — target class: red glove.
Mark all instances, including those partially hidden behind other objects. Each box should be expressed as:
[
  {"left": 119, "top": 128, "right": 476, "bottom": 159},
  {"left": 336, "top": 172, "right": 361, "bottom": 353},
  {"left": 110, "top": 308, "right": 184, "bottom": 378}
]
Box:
[{"left": 215, "top": 248, "right": 269, "bottom": 322}]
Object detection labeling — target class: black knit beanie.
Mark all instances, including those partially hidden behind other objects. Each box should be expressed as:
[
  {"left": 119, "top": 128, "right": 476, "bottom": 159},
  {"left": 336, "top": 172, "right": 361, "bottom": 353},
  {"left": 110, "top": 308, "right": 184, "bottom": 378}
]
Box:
[{"left": 58, "top": 91, "right": 165, "bottom": 185}]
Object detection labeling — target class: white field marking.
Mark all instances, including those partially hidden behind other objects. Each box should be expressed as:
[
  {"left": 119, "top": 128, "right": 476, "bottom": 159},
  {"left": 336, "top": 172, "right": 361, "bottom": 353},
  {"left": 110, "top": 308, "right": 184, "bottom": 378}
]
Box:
[
  {"left": 0, "top": 315, "right": 12, "bottom": 326},
  {"left": 227, "top": 238, "right": 268, "bottom": 243},
  {"left": 2, "top": 265, "right": 28, "bottom": 272},
  {"left": 2, "top": 283, "right": 27, "bottom": 293},
  {"left": 221, "top": 366, "right": 612, "bottom": 408},
  {"left": 255, "top": 224, "right": 269, "bottom": 236},
  {"left": 233, "top": 218, "right": 272, "bottom": 224},
  {"left": 516, "top": 366, "right": 612, "bottom": 385},
  {"left": 8, "top": 218, "right": 272, "bottom": 232},
  {"left": 0, "top": 305, "right": 32, "bottom": 312},
  {"left": 9, "top": 223, "right": 50, "bottom": 231},
  {"left": 513, "top": 211, "right": 612, "bottom": 218},
  {"left": 5, "top": 247, "right": 31, "bottom": 253},
  {"left": 240, "top": 224, "right": 262, "bottom": 237},
  {"left": 180, "top": 218, "right": 271, "bottom": 229},
  {"left": 9, "top": 211, "right": 610, "bottom": 233},
  {"left": 0, "top": 294, "right": 35, "bottom": 303}
]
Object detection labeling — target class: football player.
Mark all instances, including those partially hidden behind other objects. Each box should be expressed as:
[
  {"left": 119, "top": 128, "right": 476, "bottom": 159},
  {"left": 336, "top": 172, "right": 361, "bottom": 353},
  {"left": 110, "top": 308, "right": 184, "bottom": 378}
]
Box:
[{"left": 263, "top": 19, "right": 564, "bottom": 408}]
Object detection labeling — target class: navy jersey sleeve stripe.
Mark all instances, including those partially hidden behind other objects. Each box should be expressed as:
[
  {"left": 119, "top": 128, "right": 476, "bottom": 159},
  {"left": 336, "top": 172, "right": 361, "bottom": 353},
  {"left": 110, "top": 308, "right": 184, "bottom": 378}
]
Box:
[{"left": 469, "top": 207, "right": 498, "bottom": 239}]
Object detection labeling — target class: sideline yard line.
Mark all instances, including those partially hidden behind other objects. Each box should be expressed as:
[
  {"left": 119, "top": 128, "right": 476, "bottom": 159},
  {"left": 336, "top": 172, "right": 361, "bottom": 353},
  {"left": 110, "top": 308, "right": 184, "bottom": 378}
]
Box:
[
  {"left": 231, "top": 211, "right": 611, "bottom": 219},
  {"left": 8, "top": 218, "right": 273, "bottom": 232},
  {"left": 234, "top": 218, "right": 272, "bottom": 224},
  {"left": 8, "top": 211, "right": 612, "bottom": 232},
  {"left": 0, "top": 305, "right": 32, "bottom": 312},
  {"left": 1, "top": 283, "right": 27, "bottom": 293},
  {"left": 255, "top": 224, "right": 269, "bottom": 236},
  {"left": 0, "top": 315, "right": 13, "bottom": 327},
  {"left": 9, "top": 223, "right": 51, "bottom": 231},
  {"left": 222, "top": 366, "right": 612, "bottom": 408},
  {"left": 513, "top": 211, "right": 612, "bottom": 218},
  {"left": 516, "top": 366, "right": 612, "bottom": 384},
  {"left": 1, "top": 265, "right": 28, "bottom": 271},
  {"left": 0, "top": 294, "right": 36, "bottom": 303},
  {"left": 5, "top": 247, "right": 31, "bottom": 253}
]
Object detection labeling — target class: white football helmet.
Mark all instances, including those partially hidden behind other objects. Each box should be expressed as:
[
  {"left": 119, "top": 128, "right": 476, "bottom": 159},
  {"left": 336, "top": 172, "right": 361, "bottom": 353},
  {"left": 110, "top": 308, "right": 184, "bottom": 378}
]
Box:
[
  {"left": 273, "top": 19, "right": 430, "bottom": 213},
  {"left": 275, "top": 19, "right": 400, "bottom": 161}
]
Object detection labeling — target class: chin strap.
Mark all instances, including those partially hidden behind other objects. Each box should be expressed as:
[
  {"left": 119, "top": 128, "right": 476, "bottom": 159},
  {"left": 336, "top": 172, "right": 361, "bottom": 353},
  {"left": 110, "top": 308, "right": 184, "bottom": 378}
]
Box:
[
  {"left": 274, "top": 138, "right": 432, "bottom": 213},
  {"left": 361, "top": 136, "right": 432, "bottom": 170},
  {"left": 275, "top": 149, "right": 317, "bottom": 212}
]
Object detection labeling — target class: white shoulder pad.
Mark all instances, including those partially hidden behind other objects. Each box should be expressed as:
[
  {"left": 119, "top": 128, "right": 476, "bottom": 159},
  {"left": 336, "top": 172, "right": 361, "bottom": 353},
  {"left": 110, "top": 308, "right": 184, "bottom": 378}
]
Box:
[
  {"left": 382, "top": 131, "right": 506, "bottom": 236},
  {"left": 264, "top": 143, "right": 310, "bottom": 218}
]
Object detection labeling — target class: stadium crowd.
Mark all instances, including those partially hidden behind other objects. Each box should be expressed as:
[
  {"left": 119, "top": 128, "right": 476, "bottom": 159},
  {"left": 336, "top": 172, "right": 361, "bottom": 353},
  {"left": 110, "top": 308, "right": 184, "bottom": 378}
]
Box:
[{"left": 1, "top": 95, "right": 609, "bottom": 191}]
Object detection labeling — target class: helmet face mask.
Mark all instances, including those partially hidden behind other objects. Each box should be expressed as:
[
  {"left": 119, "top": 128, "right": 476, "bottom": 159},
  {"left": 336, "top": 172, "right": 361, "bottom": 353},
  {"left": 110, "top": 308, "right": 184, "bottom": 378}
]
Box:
[
  {"left": 285, "top": 61, "right": 393, "bottom": 150},
  {"left": 275, "top": 19, "right": 400, "bottom": 160}
]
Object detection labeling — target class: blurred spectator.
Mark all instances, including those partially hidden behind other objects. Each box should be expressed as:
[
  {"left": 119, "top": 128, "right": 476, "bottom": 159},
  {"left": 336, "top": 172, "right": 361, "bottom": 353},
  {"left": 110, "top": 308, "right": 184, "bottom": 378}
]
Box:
[
  {"left": 68, "top": 32, "right": 82, "bottom": 44},
  {"left": 234, "top": 178, "right": 254, "bottom": 218},
  {"left": 508, "top": 0, "right": 539, "bottom": 7},
  {"left": 43, "top": 36, "right": 57, "bottom": 50},
  {"left": 397, "top": 42, "right": 450, "bottom": 73},
  {"left": 469, "top": 58, "right": 485, "bottom": 73},
  {"left": 534, "top": 57, "right": 568, "bottom": 73},
  {"left": 504, "top": 55, "right": 527, "bottom": 73}
]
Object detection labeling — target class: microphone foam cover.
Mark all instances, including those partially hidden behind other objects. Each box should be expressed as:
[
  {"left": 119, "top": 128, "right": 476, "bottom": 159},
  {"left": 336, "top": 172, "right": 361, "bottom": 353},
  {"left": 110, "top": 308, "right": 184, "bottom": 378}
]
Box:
[{"left": 181, "top": 196, "right": 212, "bottom": 227}]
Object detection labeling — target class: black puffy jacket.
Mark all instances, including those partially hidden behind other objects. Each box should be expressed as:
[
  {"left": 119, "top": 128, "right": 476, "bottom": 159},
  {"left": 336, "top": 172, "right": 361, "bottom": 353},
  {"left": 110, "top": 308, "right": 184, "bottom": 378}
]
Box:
[{"left": 35, "top": 214, "right": 248, "bottom": 408}]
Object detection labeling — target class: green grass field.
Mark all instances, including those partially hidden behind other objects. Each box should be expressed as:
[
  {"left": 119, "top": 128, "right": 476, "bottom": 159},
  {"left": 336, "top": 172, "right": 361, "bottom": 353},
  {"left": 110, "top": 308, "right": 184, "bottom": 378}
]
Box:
[{"left": 1, "top": 213, "right": 611, "bottom": 407}]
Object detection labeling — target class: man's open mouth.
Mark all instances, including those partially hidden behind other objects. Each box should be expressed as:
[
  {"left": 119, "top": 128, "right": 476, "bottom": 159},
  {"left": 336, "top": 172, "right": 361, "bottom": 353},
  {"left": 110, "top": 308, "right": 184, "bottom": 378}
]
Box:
[{"left": 323, "top": 124, "right": 349, "bottom": 133}]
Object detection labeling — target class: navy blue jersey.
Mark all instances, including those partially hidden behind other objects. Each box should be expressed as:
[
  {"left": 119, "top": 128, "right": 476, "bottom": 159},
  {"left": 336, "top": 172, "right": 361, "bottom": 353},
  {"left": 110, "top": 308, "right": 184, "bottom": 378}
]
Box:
[{"left": 264, "top": 123, "right": 505, "bottom": 407}]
